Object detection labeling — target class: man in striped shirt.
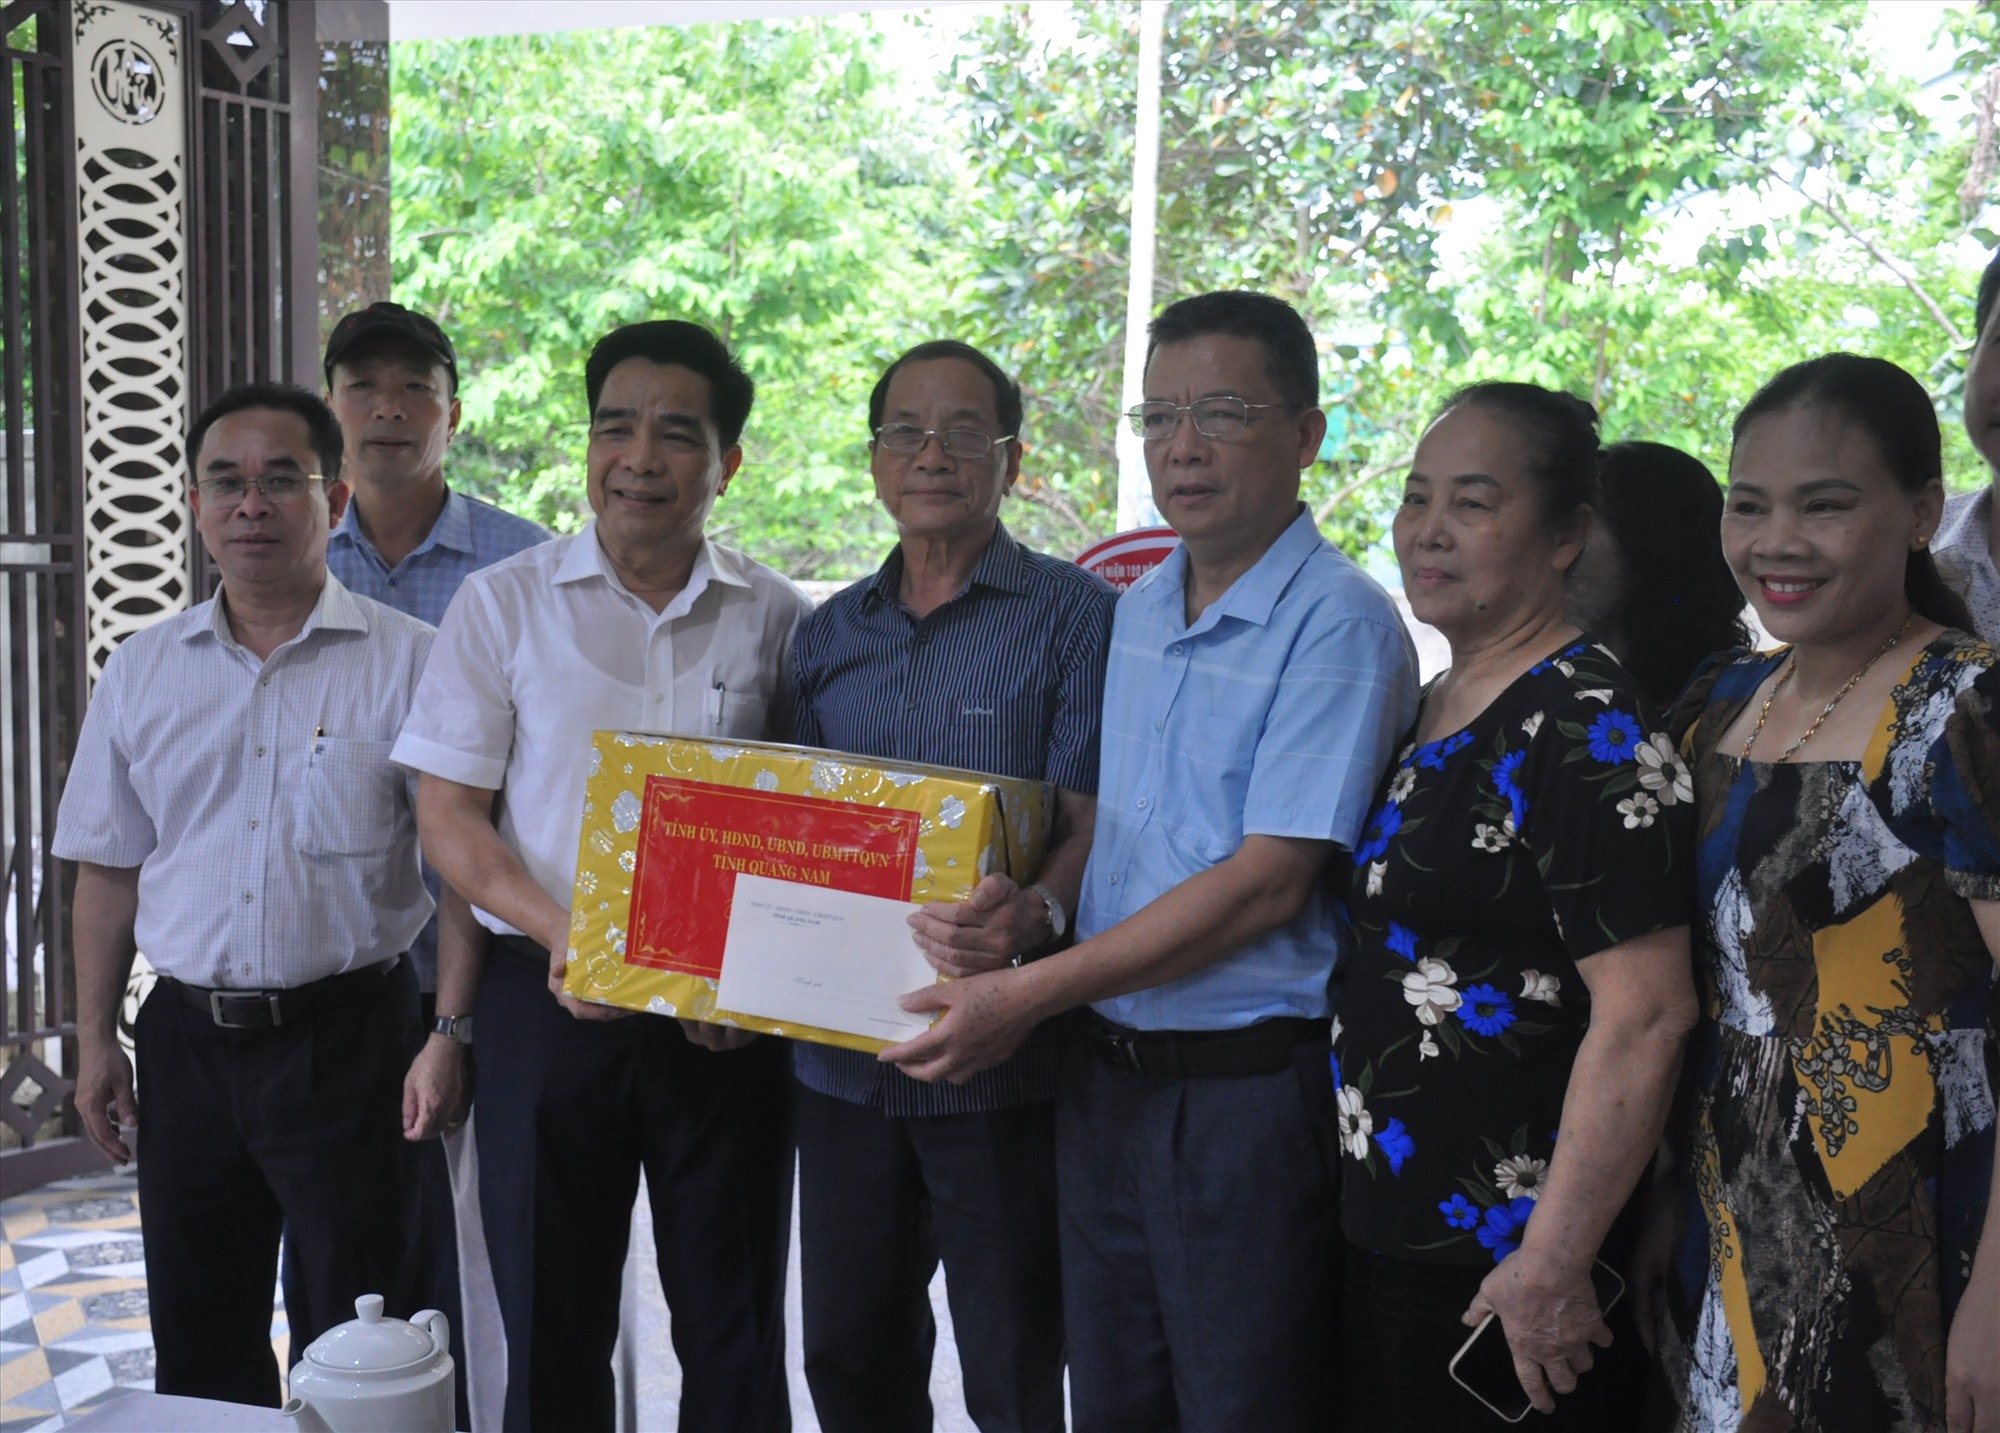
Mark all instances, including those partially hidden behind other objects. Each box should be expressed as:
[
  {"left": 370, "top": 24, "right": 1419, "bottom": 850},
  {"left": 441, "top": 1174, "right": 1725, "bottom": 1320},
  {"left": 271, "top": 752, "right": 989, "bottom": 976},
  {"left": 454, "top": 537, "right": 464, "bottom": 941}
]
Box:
[{"left": 790, "top": 341, "right": 1116, "bottom": 1433}]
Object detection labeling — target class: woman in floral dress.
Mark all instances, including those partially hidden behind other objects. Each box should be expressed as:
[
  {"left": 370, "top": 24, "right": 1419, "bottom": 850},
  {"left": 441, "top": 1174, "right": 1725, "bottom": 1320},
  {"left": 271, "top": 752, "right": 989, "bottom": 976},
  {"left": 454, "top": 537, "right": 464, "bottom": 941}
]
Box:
[
  {"left": 1334, "top": 382, "right": 1700, "bottom": 1427},
  {"left": 1648, "top": 354, "right": 2000, "bottom": 1432}
]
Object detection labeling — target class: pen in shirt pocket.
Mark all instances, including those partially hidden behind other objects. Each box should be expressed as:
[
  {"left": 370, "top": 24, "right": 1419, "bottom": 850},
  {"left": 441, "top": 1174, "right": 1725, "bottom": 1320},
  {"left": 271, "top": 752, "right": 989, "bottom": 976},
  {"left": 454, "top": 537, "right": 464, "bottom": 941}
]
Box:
[{"left": 706, "top": 681, "right": 726, "bottom": 731}]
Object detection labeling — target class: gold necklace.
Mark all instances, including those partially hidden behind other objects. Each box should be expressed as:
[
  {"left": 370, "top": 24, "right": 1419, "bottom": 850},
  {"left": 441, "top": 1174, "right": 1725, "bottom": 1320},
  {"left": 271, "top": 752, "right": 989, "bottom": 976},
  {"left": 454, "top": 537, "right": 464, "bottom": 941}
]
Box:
[{"left": 1740, "top": 613, "right": 1915, "bottom": 762}]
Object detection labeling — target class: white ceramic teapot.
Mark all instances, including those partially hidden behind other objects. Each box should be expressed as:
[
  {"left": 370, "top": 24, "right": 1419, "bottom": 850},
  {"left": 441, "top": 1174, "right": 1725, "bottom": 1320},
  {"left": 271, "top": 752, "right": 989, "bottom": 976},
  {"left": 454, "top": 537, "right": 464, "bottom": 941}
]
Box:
[{"left": 282, "top": 1294, "right": 455, "bottom": 1433}]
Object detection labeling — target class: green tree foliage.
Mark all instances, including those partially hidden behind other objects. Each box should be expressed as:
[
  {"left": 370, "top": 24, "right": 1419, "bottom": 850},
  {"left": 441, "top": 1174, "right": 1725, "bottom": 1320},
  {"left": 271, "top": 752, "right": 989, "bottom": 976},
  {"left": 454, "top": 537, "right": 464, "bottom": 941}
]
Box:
[
  {"left": 391, "top": 20, "right": 958, "bottom": 572},
  {"left": 948, "top": 0, "right": 1995, "bottom": 551},
  {"left": 393, "top": 3, "right": 2000, "bottom": 576}
]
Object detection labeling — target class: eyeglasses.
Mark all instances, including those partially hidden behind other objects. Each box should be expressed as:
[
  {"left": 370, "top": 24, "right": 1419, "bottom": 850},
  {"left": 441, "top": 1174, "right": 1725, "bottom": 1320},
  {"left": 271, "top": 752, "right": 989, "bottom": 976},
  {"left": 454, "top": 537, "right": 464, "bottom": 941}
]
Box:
[
  {"left": 194, "top": 473, "right": 325, "bottom": 508},
  {"left": 872, "top": 425, "right": 1016, "bottom": 459},
  {"left": 1125, "top": 397, "right": 1298, "bottom": 441}
]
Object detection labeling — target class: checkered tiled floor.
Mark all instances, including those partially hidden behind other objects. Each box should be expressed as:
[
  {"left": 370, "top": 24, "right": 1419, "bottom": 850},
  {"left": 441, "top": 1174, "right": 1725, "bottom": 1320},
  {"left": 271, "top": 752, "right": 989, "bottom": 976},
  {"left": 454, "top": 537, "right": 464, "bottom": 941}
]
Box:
[{"left": 0, "top": 1172, "right": 287, "bottom": 1432}]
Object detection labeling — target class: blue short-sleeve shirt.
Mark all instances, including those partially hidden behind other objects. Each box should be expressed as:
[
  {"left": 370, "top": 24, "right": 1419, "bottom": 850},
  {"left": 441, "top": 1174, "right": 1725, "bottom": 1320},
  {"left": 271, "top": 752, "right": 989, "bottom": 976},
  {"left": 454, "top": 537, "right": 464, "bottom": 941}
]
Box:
[{"left": 1081, "top": 506, "right": 1418, "bottom": 1031}]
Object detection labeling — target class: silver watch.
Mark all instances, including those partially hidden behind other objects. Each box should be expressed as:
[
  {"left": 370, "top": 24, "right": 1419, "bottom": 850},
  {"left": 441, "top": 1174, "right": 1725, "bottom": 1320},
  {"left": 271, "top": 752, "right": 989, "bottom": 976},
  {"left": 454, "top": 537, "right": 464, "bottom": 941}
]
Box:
[
  {"left": 432, "top": 1013, "right": 474, "bottom": 1046},
  {"left": 1028, "top": 882, "right": 1067, "bottom": 942}
]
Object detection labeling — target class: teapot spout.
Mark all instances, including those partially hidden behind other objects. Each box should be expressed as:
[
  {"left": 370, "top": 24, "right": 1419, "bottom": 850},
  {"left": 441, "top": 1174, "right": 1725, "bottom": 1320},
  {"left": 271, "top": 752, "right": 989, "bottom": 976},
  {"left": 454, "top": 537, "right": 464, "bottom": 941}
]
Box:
[{"left": 280, "top": 1396, "right": 339, "bottom": 1433}]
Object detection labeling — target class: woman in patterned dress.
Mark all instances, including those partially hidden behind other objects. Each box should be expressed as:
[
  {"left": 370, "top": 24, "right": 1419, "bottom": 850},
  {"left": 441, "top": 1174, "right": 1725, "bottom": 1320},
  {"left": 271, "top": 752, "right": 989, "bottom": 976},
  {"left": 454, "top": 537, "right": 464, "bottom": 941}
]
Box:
[
  {"left": 1647, "top": 354, "right": 2000, "bottom": 1432},
  {"left": 1333, "top": 382, "right": 1700, "bottom": 1427}
]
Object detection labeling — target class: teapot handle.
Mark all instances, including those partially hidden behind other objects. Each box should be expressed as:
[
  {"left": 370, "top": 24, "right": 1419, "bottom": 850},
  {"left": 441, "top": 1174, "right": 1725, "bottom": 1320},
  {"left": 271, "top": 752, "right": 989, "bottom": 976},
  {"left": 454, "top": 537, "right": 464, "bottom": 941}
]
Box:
[{"left": 412, "top": 1308, "right": 451, "bottom": 1357}]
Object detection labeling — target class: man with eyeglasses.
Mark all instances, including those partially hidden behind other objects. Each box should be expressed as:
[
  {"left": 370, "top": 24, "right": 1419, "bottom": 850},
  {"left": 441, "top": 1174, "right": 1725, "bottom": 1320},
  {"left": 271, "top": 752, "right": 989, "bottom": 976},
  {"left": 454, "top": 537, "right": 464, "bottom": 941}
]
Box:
[
  {"left": 392, "top": 321, "right": 811, "bottom": 1432},
  {"left": 884, "top": 293, "right": 1418, "bottom": 1430},
  {"left": 55, "top": 384, "right": 436, "bottom": 1405},
  {"left": 321, "top": 300, "right": 547, "bottom": 1429},
  {"left": 787, "top": 341, "right": 1115, "bottom": 1433}
]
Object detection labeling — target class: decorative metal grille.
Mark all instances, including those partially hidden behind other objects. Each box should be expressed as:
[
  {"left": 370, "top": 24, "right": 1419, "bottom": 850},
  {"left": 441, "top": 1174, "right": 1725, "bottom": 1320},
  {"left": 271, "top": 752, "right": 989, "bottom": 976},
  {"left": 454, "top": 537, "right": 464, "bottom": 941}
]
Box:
[
  {"left": 2, "top": 0, "right": 90, "bottom": 1193},
  {"left": 4, "top": 0, "right": 327, "bottom": 1195},
  {"left": 73, "top": 0, "right": 191, "bottom": 679}
]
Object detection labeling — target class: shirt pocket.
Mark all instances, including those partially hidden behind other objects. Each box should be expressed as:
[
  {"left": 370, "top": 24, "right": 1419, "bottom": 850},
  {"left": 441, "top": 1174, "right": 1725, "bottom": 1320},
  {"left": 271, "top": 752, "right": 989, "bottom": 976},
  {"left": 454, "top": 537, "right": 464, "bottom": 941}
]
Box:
[
  {"left": 951, "top": 692, "right": 1047, "bottom": 776},
  {"left": 296, "top": 737, "right": 402, "bottom": 856},
  {"left": 706, "top": 685, "right": 771, "bottom": 739}
]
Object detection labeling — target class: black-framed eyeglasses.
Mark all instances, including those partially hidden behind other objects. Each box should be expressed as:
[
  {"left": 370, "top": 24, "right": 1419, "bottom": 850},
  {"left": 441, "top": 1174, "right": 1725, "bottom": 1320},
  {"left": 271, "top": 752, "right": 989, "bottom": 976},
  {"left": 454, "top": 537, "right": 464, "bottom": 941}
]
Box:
[
  {"left": 194, "top": 473, "right": 324, "bottom": 508},
  {"left": 872, "top": 424, "right": 1016, "bottom": 459},
  {"left": 1125, "top": 397, "right": 1298, "bottom": 441}
]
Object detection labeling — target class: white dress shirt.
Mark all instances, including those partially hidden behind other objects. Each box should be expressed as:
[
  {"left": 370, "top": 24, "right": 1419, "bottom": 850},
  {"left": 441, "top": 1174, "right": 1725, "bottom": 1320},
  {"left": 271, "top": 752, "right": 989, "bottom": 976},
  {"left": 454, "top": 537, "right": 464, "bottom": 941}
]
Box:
[
  {"left": 52, "top": 577, "right": 436, "bottom": 988},
  {"left": 391, "top": 523, "right": 814, "bottom": 937},
  {"left": 1934, "top": 487, "right": 2000, "bottom": 643}
]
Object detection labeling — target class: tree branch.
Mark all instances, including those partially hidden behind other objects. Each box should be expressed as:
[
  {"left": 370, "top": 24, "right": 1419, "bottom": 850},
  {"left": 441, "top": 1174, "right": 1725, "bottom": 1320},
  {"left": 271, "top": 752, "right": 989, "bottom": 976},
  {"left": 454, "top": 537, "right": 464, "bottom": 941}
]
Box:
[
  {"left": 1765, "top": 162, "right": 1964, "bottom": 346},
  {"left": 1011, "top": 478, "right": 1098, "bottom": 542},
  {"left": 1962, "top": 68, "right": 2000, "bottom": 221},
  {"left": 1313, "top": 455, "right": 1411, "bottom": 528}
]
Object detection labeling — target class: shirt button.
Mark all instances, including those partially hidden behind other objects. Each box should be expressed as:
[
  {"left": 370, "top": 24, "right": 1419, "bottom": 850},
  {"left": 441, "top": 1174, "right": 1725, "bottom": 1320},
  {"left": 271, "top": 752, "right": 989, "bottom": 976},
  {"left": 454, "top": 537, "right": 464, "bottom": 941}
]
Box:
[
  {"left": 1154, "top": 719, "right": 1163, "bottom": 732},
  {"left": 241, "top": 964, "right": 252, "bottom": 976},
  {"left": 249, "top": 818, "right": 259, "bottom": 829},
  {"left": 1173, "top": 645, "right": 1184, "bottom": 656},
  {"left": 1108, "top": 873, "right": 1120, "bottom": 885},
  {"left": 259, "top": 676, "right": 269, "bottom": 687},
  {"left": 1137, "top": 797, "right": 1149, "bottom": 809},
  {"left": 255, "top": 745, "right": 265, "bottom": 756},
  {"left": 242, "top": 891, "right": 253, "bottom": 903}
]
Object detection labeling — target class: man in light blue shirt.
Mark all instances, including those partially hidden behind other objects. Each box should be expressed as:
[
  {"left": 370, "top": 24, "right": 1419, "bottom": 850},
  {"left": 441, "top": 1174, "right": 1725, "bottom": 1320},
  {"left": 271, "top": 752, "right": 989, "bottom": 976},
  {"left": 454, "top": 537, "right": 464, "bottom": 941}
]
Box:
[
  {"left": 322, "top": 301, "right": 547, "bottom": 1429},
  {"left": 887, "top": 291, "right": 1417, "bottom": 1431}
]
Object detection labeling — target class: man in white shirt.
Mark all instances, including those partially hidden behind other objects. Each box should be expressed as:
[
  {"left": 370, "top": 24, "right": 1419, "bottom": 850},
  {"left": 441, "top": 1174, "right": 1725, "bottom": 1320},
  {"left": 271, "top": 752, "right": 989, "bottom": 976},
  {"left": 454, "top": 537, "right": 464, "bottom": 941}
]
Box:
[
  {"left": 393, "top": 321, "right": 813, "bottom": 1433},
  {"left": 54, "top": 384, "right": 436, "bottom": 1406},
  {"left": 1937, "top": 247, "right": 2000, "bottom": 640}
]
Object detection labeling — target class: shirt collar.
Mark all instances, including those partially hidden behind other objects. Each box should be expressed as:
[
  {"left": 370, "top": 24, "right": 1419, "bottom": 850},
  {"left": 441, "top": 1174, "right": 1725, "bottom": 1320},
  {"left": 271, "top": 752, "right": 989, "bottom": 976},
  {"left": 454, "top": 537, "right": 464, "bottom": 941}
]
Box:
[
  {"left": 1131, "top": 504, "right": 1322, "bottom": 632},
  {"left": 188, "top": 572, "right": 369, "bottom": 648},
  {"left": 555, "top": 520, "right": 747, "bottom": 607},
  {"left": 329, "top": 486, "right": 473, "bottom": 563},
  {"left": 865, "top": 522, "right": 1028, "bottom": 608}
]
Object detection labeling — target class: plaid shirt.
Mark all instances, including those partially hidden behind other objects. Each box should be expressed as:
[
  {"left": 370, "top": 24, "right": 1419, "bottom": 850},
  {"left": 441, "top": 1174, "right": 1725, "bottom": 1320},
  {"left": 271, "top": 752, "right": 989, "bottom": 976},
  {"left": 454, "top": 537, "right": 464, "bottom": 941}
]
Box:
[{"left": 328, "top": 487, "right": 549, "bottom": 987}]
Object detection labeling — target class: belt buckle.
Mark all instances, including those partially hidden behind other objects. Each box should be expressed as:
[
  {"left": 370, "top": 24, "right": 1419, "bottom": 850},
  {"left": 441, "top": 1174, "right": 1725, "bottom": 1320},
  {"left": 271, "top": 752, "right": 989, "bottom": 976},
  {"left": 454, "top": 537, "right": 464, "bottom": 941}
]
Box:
[
  {"left": 1109, "top": 1032, "right": 1145, "bottom": 1074},
  {"left": 208, "top": 990, "right": 282, "bottom": 1029}
]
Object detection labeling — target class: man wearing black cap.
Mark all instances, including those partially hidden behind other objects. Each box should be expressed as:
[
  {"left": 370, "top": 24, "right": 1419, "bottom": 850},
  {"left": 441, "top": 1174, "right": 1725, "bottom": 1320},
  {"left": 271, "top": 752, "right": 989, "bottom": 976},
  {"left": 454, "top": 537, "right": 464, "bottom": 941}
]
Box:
[{"left": 322, "top": 301, "right": 547, "bottom": 1426}]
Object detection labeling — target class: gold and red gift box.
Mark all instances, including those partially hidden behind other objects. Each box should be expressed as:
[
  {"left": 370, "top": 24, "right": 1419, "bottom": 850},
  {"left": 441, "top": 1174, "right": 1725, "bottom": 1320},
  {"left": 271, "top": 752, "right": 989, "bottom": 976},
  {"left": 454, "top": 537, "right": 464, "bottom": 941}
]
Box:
[{"left": 562, "top": 733, "right": 1051, "bottom": 1052}]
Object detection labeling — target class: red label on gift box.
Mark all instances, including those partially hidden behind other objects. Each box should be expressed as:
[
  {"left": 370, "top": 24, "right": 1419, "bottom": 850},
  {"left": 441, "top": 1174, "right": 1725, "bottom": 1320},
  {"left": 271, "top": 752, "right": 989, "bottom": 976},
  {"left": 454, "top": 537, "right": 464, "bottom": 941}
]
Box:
[{"left": 627, "top": 777, "right": 921, "bottom": 976}]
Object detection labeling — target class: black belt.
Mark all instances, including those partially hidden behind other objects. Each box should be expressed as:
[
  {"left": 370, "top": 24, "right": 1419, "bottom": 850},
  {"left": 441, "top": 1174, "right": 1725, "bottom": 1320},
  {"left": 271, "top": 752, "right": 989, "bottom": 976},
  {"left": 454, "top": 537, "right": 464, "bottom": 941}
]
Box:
[
  {"left": 1081, "top": 1011, "right": 1327, "bottom": 1077},
  {"left": 166, "top": 958, "right": 400, "bottom": 1030}
]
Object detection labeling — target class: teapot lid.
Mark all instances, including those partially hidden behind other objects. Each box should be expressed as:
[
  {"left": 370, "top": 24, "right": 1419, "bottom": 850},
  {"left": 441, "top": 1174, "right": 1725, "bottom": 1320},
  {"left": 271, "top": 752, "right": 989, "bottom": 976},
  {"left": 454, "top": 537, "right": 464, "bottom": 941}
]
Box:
[{"left": 304, "top": 1295, "right": 439, "bottom": 1372}]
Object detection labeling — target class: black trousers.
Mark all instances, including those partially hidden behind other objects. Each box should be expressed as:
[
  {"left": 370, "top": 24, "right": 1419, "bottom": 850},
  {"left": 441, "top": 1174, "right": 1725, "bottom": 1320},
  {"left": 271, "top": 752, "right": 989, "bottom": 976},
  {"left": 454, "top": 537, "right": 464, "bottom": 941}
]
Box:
[
  {"left": 134, "top": 959, "right": 421, "bottom": 1406},
  {"left": 795, "top": 1084, "right": 1065, "bottom": 1433},
  {"left": 1055, "top": 1033, "right": 1342, "bottom": 1433},
  {"left": 474, "top": 938, "right": 794, "bottom": 1433}
]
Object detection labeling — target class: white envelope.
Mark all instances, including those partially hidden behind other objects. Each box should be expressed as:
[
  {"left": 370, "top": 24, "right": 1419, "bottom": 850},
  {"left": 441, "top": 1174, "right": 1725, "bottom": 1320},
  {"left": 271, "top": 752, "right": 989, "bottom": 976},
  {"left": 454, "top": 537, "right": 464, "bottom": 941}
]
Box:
[{"left": 715, "top": 873, "right": 936, "bottom": 1041}]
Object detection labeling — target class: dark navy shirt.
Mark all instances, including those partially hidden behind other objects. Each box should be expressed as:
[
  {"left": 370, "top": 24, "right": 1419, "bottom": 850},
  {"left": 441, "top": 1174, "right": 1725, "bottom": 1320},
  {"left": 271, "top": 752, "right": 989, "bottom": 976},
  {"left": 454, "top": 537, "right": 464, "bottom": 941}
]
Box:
[{"left": 790, "top": 523, "right": 1117, "bottom": 1114}]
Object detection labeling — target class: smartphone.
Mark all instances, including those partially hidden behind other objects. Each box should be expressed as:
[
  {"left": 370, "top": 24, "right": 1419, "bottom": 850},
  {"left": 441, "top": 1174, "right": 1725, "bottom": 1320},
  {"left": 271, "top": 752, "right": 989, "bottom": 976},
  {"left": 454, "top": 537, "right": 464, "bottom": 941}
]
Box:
[{"left": 1446, "top": 1258, "right": 1627, "bottom": 1423}]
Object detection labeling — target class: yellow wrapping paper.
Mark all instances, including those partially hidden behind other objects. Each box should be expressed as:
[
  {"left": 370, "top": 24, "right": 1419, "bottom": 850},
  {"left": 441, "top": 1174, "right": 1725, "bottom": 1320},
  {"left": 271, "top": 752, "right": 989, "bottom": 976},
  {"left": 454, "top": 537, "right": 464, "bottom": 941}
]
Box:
[{"left": 563, "top": 732, "right": 1052, "bottom": 1052}]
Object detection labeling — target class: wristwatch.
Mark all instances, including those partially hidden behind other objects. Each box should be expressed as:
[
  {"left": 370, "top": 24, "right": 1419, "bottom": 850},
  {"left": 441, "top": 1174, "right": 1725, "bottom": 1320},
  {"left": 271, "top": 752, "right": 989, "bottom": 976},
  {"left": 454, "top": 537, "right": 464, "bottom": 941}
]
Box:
[
  {"left": 1028, "top": 882, "right": 1067, "bottom": 942},
  {"left": 432, "top": 1013, "right": 474, "bottom": 1046}
]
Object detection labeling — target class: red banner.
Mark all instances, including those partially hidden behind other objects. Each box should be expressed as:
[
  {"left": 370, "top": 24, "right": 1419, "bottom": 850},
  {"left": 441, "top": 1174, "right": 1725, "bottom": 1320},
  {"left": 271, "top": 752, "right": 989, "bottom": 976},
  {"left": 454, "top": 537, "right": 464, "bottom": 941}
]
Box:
[{"left": 627, "top": 777, "right": 920, "bottom": 976}]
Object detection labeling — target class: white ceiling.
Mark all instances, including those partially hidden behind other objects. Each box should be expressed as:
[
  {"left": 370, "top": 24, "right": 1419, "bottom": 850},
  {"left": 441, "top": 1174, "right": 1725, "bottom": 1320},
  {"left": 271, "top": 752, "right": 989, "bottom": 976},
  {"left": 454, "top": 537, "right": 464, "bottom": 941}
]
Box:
[{"left": 386, "top": 0, "right": 976, "bottom": 41}]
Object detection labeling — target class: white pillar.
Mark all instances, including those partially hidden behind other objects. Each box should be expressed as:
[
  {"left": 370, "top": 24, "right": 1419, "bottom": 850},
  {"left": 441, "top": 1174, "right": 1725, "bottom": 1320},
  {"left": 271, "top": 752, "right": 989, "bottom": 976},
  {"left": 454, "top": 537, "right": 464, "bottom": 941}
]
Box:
[{"left": 1116, "top": 0, "right": 1167, "bottom": 531}]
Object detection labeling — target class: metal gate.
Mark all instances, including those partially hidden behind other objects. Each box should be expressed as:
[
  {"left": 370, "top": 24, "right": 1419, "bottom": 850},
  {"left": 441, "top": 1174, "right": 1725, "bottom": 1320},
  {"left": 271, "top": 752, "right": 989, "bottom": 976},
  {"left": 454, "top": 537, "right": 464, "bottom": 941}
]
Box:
[{"left": 1, "top": 0, "right": 326, "bottom": 1196}]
